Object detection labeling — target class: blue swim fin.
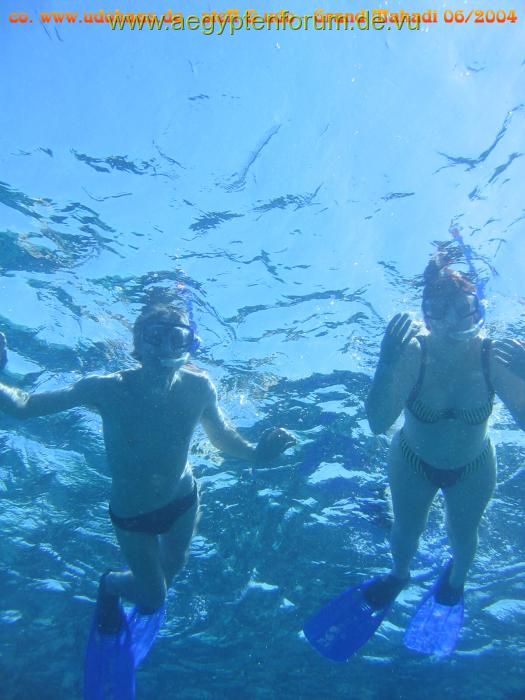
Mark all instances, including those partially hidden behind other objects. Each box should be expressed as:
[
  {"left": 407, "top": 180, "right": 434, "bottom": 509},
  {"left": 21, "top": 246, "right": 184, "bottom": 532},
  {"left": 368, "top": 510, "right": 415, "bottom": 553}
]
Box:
[
  {"left": 404, "top": 562, "right": 464, "bottom": 656},
  {"left": 83, "top": 575, "right": 165, "bottom": 699},
  {"left": 303, "top": 575, "right": 405, "bottom": 662},
  {"left": 128, "top": 605, "right": 166, "bottom": 669},
  {"left": 83, "top": 607, "right": 135, "bottom": 700}
]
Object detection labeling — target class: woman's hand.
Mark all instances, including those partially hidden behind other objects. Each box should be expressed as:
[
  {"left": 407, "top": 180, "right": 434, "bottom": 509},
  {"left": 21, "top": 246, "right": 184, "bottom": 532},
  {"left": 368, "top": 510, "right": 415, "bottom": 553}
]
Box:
[
  {"left": 379, "top": 313, "right": 420, "bottom": 367},
  {"left": 493, "top": 339, "right": 525, "bottom": 382},
  {"left": 254, "top": 428, "right": 296, "bottom": 465},
  {"left": 0, "top": 332, "right": 7, "bottom": 372}
]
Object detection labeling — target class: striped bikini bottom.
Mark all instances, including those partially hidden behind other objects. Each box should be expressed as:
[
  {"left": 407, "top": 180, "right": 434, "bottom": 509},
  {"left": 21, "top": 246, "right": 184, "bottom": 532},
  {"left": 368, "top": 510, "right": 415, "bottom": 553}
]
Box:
[{"left": 399, "top": 430, "right": 493, "bottom": 489}]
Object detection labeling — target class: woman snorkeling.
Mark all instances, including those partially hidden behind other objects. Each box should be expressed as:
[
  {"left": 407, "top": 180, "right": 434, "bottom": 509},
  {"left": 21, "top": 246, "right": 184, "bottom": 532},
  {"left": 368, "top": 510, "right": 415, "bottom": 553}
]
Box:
[
  {"left": 364, "top": 250, "right": 525, "bottom": 651},
  {"left": 304, "top": 249, "right": 525, "bottom": 660}
]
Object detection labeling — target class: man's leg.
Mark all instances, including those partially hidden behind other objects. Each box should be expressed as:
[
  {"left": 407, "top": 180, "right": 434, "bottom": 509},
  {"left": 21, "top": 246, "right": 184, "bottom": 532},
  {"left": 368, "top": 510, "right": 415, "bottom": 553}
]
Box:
[
  {"left": 107, "top": 488, "right": 199, "bottom": 607},
  {"left": 160, "top": 491, "right": 200, "bottom": 587},
  {"left": 108, "top": 530, "right": 167, "bottom": 612}
]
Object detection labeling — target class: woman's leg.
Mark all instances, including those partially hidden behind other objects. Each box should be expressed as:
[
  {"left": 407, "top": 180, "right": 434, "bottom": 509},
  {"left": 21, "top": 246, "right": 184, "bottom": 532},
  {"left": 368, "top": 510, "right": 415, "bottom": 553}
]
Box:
[
  {"left": 443, "top": 443, "right": 496, "bottom": 589},
  {"left": 388, "top": 432, "right": 439, "bottom": 579}
]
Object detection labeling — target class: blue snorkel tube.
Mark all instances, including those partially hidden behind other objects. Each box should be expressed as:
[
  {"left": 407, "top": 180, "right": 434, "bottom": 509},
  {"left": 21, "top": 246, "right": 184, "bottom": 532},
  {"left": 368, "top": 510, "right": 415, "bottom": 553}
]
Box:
[
  {"left": 176, "top": 281, "right": 201, "bottom": 354},
  {"left": 448, "top": 223, "right": 488, "bottom": 340}
]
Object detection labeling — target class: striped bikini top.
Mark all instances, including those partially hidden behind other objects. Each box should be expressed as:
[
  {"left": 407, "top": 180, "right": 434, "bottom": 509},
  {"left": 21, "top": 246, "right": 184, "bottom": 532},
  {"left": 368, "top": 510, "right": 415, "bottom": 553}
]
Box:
[{"left": 406, "top": 336, "right": 494, "bottom": 425}]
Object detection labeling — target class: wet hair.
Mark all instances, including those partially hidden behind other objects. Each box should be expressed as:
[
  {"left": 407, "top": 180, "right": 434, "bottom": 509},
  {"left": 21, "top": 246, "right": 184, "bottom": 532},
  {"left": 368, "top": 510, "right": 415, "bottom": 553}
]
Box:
[
  {"left": 422, "top": 254, "right": 476, "bottom": 307},
  {"left": 132, "top": 303, "right": 189, "bottom": 360}
]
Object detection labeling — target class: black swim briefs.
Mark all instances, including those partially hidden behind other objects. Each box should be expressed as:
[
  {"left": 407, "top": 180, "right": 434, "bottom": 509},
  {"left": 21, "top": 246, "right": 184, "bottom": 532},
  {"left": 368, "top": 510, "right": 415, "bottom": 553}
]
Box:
[{"left": 109, "top": 479, "right": 198, "bottom": 535}]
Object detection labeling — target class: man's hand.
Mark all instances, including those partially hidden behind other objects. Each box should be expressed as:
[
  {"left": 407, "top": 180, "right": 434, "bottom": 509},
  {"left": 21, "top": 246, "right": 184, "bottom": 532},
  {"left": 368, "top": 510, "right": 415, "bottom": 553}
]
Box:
[
  {"left": 379, "top": 313, "right": 420, "bottom": 367},
  {"left": 254, "top": 428, "right": 296, "bottom": 465}
]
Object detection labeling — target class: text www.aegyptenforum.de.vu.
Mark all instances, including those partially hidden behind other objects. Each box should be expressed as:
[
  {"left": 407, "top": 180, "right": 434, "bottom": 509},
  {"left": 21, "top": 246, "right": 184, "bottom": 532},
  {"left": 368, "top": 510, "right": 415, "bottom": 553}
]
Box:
[{"left": 7, "top": 9, "right": 433, "bottom": 32}]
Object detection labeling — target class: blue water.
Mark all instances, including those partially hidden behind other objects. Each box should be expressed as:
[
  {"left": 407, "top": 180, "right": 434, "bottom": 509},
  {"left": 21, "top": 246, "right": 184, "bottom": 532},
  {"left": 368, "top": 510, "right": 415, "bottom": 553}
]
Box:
[{"left": 2, "top": 1, "right": 525, "bottom": 698}]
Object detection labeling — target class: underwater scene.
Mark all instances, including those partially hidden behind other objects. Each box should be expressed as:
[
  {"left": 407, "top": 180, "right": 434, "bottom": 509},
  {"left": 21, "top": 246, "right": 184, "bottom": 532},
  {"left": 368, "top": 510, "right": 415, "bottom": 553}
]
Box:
[{"left": 2, "top": 1, "right": 525, "bottom": 698}]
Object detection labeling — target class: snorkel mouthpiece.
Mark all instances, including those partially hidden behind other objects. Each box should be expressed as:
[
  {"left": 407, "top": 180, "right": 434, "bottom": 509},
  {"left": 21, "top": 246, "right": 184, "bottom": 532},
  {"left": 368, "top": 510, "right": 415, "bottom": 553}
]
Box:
[
  {"left": 447, "top": 299, "right": 485, "bottom": 341},
  {"left": 160, "top": 352, "right": 190, "bottom": 369},
  {"left": 447, "top": 317, "right": 484, "bottom": 341}
]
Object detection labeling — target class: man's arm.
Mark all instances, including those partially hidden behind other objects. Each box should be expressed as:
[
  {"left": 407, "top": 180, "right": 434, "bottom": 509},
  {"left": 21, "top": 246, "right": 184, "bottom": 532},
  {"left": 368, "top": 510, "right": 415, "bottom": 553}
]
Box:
[
  {"left": 200, "top": 381, "right": 295, "bottom": 464},
  {"left": 0, "top": 375, "right": 106, "bottom": 419},
  {"left": 200, "top": 383, "right": 256, "bottom": 460}
]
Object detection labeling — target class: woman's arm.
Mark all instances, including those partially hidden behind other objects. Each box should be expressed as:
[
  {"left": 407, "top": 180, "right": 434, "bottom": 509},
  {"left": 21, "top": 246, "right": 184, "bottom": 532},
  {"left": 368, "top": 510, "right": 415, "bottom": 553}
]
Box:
[
  {"left": 365, "top": 313, "right": 420, "bottom": 435},
  {"left": 0, "top": 332, "right": 7, "bottom": 372},
  {"left": 491, "top": 339, "right": 525, "bottom": 430}
]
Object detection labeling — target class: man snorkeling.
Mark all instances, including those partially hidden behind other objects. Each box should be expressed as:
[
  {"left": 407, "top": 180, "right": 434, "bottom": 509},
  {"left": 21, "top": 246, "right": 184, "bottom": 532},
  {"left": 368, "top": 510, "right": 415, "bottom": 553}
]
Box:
[{"left": 0, "top": 304, "right": 295, "bottom": 633}]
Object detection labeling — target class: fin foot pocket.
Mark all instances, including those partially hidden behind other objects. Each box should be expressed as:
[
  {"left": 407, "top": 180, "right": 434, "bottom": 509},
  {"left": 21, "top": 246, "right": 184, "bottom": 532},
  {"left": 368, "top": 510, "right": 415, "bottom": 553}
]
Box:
[{"left": 363, "top": 574, "right": 409, "bottom": 609}]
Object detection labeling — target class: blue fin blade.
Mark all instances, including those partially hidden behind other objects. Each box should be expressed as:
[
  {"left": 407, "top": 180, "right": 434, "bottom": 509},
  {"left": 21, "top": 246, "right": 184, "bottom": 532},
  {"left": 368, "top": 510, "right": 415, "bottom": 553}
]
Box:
[
  {"left": 128, "top": 605, "right": 166, "bottom": 669},
  {"left": 83, "top": 607, "right": 135, "bottom": 700},
  {"left": 404, "top": 565, "right": 465, "bottom": 657},
  {"left": 303, "top": 578, "right": 390, "bottom": 662},
  {"left": 83, "top": 604, "right": 165, "bottom": 699},
  {"left": 404, "top": 593, "right": 464, "bottom": 656}
]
